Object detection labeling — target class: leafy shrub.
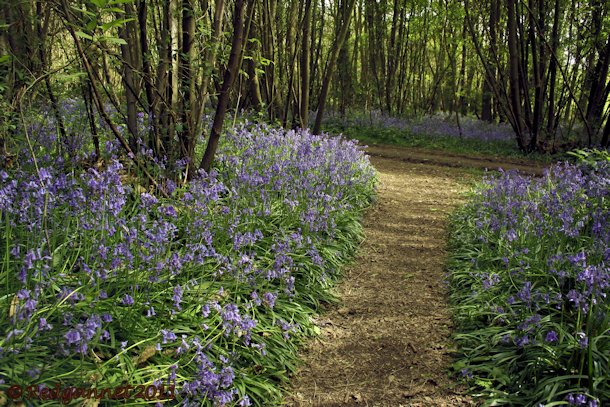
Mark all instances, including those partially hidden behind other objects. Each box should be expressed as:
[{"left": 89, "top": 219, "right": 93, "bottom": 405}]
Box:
[
  {"left": 449, "top": 162, "right": 609, "bottom": 406},
  {"left": 0, "top": 121, "right": 376, "bottom": 406},
  {"left": 566, "top": 148, "right": 610, "bottom": 169}
]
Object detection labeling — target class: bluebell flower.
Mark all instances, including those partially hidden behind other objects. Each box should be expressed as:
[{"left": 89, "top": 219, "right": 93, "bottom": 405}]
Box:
[
  {"left": 545, "top": 330, "right": 558, "bottom": 343},
  {"left": 160, "top": 329, "right": 177, "bottom": 344},
  {"left": 122, "top": 294, "right": 134, "bottom": 306},
  {"left": 576, "top": 332, "right": 588, "bottom": 348},
  {"left": 38, "top": 318, "right": 52, "bottom": 331},
  {"left": 173, "top": 285, "right": 183, "bottom": 310}
]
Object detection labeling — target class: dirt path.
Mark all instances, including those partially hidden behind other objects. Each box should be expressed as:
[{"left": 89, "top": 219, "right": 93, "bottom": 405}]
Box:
[
  {"left": 366, "top": 144, "right": 547, "bottom": 176},
  {"left": 287, "top": 148, "right": 546, "bottom": 406}
]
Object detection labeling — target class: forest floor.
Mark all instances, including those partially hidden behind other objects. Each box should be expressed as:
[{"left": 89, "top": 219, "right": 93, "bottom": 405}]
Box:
[{"left": 286, "top": 145, "right": 547, "bottom": 406}]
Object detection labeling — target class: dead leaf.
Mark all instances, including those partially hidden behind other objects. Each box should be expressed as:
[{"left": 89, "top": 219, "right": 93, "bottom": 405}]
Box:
[
  {"left": 134, "top": 345, "right": 157, "bottom": 366},
  {"left": 80, "top": 398, "right": 99, "bottom": 407},
  {"left": 7, "top": 296, "right": 18, "bottom": 319}
]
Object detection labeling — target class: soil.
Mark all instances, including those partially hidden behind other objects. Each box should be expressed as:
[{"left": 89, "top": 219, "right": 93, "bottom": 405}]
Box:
[
  {"left": 286, "top": 146, "right": 548, "bottom": 407},
  {"left": 366, "top": 144, "right": 547, "bottom": 176}
]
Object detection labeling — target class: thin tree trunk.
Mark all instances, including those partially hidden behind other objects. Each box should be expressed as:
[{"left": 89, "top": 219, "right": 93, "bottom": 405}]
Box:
[
  {"left": 313, "top": 0, "right": 357, "bottom": 135},
  {"left": 546, "top": 0, "right": 561, "bottom": 136},
  {"left": 137, "top": 0, "right": 160, "bottom": 153},
  {"left": 601, "top": 108, "right": 610, "bottom": 146},
  {"left": 507, "top": 0, "right": 526, "bottom": 151},
  {"left": 82, "top": 81, "right": 100, "bottom": 159},
  {"left": 585, "top": 31, "right": 610, "bottom": 142},
  {"left": 481, "top": 0, "right": 498, "bottom": 122},
  {"left": 118, "top": 5, "right": 139, "bottom": 152},
  {"left": 59, "top": 0, "right": 167, "bottom": 197},
  {"left": 196, "top": 0, "right": 226, "bottom": 126},
  {"left": 300, "top": 0, "right": 312, "bottom": 128},
  {"left": 199, "top": 0, "right": 249, "bottom": 173},
  {"left": 35, "top": 1, "right": 66, "bottom": 144},
  {"left": 178, "top": 0, "right": 197, "bottom": 173},
  {"left": 385, "top": 0, "right": 399, "bottom": 115}
]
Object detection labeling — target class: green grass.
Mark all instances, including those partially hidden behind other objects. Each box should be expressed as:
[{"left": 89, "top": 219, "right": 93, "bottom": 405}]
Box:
[{"left": 322, "top": 123, "right": 556, "bottom": 163}]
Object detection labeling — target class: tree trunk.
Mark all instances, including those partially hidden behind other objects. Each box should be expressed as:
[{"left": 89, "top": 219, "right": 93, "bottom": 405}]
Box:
[
  {"left": 585, "top": 31, "right": 610, "bottom": 142},
  {"left": 178, "top": 0, "right": 198, "bottom": 173},
  {"left": 300, "top": 0, "right": 312, "bottom": 128},
  {"left": 313, "top": 0, "right": 357, "bottom": 134},
  {"left": 199, "top": 0, "right": 249, "bottom": 173},
  {"left": 481, "top": 0, "right": 498, "bottom": 122},
  {"left": 507, "top": 0, "right": 527, "bottom": 151},
  {"left": 196, "top": 0, "right": 226, "bottom": 127},
  {"left": 118, "top": 5, "right": 139, "bottom": 152},
  {"left": 601, "top": 108, "right": 610, "bottom": 147},
  {"left": 546, "top": 0, "right": 561, "bottom": 137}
]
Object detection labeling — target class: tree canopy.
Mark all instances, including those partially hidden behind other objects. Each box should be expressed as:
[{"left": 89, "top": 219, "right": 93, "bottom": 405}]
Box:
[{"left": 1, "top": 0, "right": 610, "bottom": 168}]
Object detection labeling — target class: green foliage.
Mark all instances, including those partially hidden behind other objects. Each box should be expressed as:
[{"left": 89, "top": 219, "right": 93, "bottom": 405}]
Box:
[
  {"left": 566, "top": 148, "right": 610, "bottom": 168},
  {"left": 448, "top": 163, "right": 610, "bottom": 406},
  {"left": 322, "top": 116, "right": 552, "bottom": 161},
  {"left": 0, "top": 118, "right": 376, "bottom": 406}
]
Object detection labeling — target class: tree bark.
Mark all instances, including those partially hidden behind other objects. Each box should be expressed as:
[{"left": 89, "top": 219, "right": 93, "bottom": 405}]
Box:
[
  {"left": 507, "top": 0, "right": 527, "bottom": 151},
  {"left": 59, "top": 0, "right": 166, "bottom": 197},
  {"left": 299, "top": 0, "right": 312, "bottom": 128},
  {"left": 313, "top": 0, "right": 357, "bottom": 134},
  {"left": 546, "top": 0, "right": 561, "bottom": 136},
  {"left": 481, "top": 0, "right": 498, "bottom": 122},
  {"left": 199, "top": 0, "right": 248, "bottom": 173},
  {"left": 195, "top": 0, "right": 226, "bottom": 128},
  {"left": 178, "top": 0, "right": 197, "bottom": 173},
  {"left": 118, "top": 4, "right": 139, "bottom": 152}
]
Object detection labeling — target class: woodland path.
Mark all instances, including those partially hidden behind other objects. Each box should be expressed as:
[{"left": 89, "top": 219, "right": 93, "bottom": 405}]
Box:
[{"left": 287, "top": 145, "right": 545, "bottom": 406}]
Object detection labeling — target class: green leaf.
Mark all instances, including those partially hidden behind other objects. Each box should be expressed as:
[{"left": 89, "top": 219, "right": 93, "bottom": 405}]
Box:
[
  {"left": 85, "top": 19, "right": 98, "bottom": 31},
  {"left": 100, "top": 36, "right": 127, "bottom": 45},
  {"left": 101, "top": 18, "right": 135, "bottom": 32},
  {"left": 259, "top": 57, "right": 273, "bottom": 66},
  {"left": 90, "top": 0, "right": 107, "bottom": 7},
  {"left": 75, "top": 30, "right": 94, "bottom": 41}
]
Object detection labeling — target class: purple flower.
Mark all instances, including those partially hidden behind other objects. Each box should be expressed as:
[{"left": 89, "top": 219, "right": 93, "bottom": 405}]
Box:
[
  {"left": 516, "top": 282, "right": 533, "bottom": 304},
  {"left": 160, "top": 329, "right": 177, "bottom": 344},
  {"left": 158, "top": 205, "right": 177, "bottom": 218},
  {"left": 201, "top": 304, "right": 211, "bottom": 318},
  {"left": 576, "top": 332, "right": 588, "bottom": 348},
  {"left": 545, "top": 330, "right": 558, "bottom": 343},
  {"left": 263, "top": 292, "right": 277, "bottom": 308},
  {"left": 566, "top": 393, "right": 588, "bottom": 406},
  {"left": 460, "top": 368, "right": 473, "bottom": 379},
  {"left": 514, "top": 335, "right": 530, "bottom": 348},
  {"left": 250, "top": 291, "right": 261, "bottom": 306},
  {"left": 64, "top": 330, "right": 81, "bottom": 345},
  {"left": 238, "top": 396, "right": 252, "bottom": 406},
  {"left": 38, "top": 318, "right": 52, "bottom": 331},
  {"left": 122, "top": 294, "right": 134, "bottom": 306},
  {"left": 219, "top": 366, "right": 234, "bottom": 388},
  {"left": 173, "top": 285, "right": 183, "bottom": 310}
]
